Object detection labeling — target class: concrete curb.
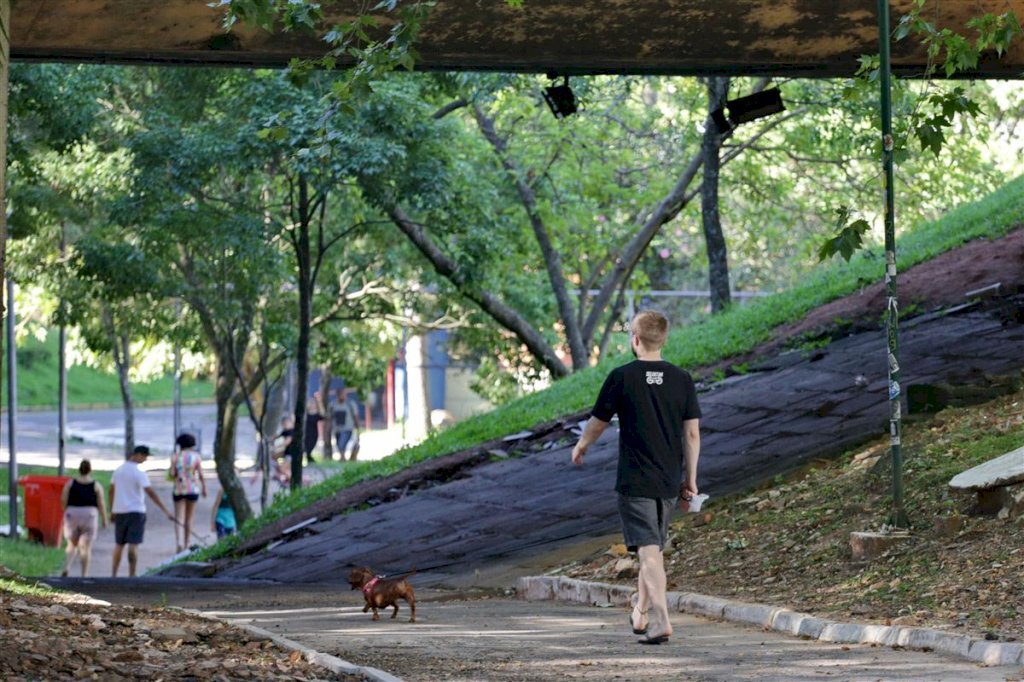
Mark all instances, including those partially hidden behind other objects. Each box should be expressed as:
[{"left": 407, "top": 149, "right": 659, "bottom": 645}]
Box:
[
  {"left": 176, "top": 607, "right": 404, "bottom": 682},
  {"left": 517, "top": 576, "right": 1024, "bottom": 667}
]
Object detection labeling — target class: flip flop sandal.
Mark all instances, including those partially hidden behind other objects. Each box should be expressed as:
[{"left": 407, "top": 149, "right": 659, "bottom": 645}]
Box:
[
  {"left": 638, "top": 634, "right": 670, "bottom": 645},
  {"left": 629, "top": 611, "right": 648, "bottom": 635}
]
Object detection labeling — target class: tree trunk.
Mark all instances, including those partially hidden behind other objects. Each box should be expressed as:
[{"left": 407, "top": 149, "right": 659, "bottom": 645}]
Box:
[
  {"left": 472, "top": 105, "right": 588, "bottom": 370},
  {"left": 215, "top": 388, "right": 251, "bottom": 527},
  {"left": 259, "top": 376, "right": 286, "bottom": 511},
  {"left": 387, "top": 205, "right": 570, "bottom": 378},
  {"left": 320, "top": 364, "right": 333, "bottom": 461},
  {"left": 701, "top": 76, "right": 732, "bottom": 314},
  {"left": 290, "top": 176, "right": 312, "bottom": 491},
  {"left": 579, "top": 152, "right": 705, "bottom": 343},
  {"left": 115, "top": 332, "right": 135, "bottom": 456},
  {"left": 102, "top": 306, "right": 135, "bottom": 455}
]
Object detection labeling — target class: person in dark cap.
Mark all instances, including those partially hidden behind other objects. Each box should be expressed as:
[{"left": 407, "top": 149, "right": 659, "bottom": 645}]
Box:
[{"left": 108, "top": 445, "right": 174, "bottom": 577}]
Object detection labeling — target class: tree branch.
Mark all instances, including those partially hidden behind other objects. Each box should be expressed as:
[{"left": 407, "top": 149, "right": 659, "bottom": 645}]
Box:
[{"left": 386, "top": 204, "right": 569, "bottom": 378}]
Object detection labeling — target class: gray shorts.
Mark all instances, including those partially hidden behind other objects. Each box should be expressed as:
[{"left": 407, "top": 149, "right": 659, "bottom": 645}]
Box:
[
  {"left": 114, "top": 512, "right": 146, "bottom": 545},
  {"left": 617, "top": 494, "right": 676, "bottom": 552}
]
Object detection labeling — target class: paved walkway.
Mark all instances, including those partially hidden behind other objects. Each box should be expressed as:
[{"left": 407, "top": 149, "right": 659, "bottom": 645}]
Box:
[
  {"left": 56, "top": 580, "right": 1023, "bottom": 681},
  {"left": 215, "top": 304, "right": 1024, "bottom": 585}
]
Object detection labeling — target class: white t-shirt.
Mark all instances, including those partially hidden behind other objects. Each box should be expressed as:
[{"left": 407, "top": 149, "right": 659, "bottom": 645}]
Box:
[{"left": 111, "top": 460, "right": 152, "bottom": 514}]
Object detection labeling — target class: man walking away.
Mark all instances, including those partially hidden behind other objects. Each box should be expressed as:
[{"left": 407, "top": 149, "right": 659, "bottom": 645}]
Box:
[
  {"left": 109, "top": 445, "right": 174, "bottom": 577},
  {"left": 571, "top": 310, "right": 701, "bottom": 644},
  {"left": 331, "top": 388, "right": 362, "bottom": 461}
]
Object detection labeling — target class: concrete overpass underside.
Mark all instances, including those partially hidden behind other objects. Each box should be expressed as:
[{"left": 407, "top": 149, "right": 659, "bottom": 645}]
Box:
[{"left": 11, "top": 0, "right": 1024, "bottom": 77}]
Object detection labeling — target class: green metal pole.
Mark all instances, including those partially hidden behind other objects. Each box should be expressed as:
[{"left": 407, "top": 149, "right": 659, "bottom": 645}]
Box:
[{"left": 878, "top": 0, "right": 908, "bottom": 528}]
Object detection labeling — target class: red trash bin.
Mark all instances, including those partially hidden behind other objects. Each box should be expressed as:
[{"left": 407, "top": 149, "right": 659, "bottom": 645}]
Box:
[{"left": 17, "top": 475, "right": 71, "bottom": 546}]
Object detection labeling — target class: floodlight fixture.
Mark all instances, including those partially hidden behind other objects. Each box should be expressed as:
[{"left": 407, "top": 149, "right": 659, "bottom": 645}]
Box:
[
  {"left": 708, "top": 87, "right": 786, "bottom": 132},
  {"left": 726, "top": 87, "right": 785, "bottom": 125},
  {"left": 543, "top": 76, "right": 578, "bottom": 119}
]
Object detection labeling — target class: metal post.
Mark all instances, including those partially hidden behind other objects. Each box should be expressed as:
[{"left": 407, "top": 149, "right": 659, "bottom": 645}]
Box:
[
  {"left": 878, "top": 0, "right": 908, "bottom": 528},
  {"left": 173, "top": 302, "right": 182, "bottom": 445},
  {"left": 1, "top": 0, "right": 11, "bottom": 535},
  {"left": 6, "top": 276, "right": 17, "bottom": 536},
  {"left": 58, "top": 226, "right": 67, "bottom": 476}
]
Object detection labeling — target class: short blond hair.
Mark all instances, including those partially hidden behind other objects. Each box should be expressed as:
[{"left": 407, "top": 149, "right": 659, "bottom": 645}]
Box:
[{"left": 631, "top": 310, "right": 669, "bottom": 351}]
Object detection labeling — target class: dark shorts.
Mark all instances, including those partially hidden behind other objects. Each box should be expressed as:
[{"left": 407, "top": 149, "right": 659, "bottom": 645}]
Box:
[
  {"left": 114, "top": 512, "right": 146, "bottom": 545},
  {"left": 617, "top": 494, "right": 676, "bottom": 552},
  {"left": 173, "top": 493, "right": 200, "bottom": 503},
  {"left": 215, "top": 521, "right": 236, "bottom": 539}
]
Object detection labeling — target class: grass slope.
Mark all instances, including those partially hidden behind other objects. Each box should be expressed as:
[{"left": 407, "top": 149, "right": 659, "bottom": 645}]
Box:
[
  {"left": 203, "top": 174, "right": 1024, "bottom": 558},
  {"left": 1, "top": 330, "right": 213, "bottom": 409}
]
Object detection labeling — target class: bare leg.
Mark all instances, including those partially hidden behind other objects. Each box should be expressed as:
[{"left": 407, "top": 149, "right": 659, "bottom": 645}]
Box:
[
  {"left": 78, "top": 538, "right": 93, "bottom": 577},
  {"left": 112, "top": 543, "right": 124, "bottom": 577},
  {"left": 62, "top": 540, "right": 78, "bottom": 577},
  {"left": 127, "top": 544, "right": 139, "bottom": 577},
  {"left": 183, "top": 499, "right": 197, "bottom": 548},
  {"left": 637, "top": 545, "right": 672, "bottom": 638},
  {"left": 173, "top": 498, "right": 185, "bottom": 551},
  {"left": 632, "top": 556, "right": 649, "bottom": 631}
]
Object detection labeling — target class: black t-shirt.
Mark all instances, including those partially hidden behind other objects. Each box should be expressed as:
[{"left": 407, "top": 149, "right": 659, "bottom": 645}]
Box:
[{"left": 591, "top": 360, "right": 701, "bottom": 498}]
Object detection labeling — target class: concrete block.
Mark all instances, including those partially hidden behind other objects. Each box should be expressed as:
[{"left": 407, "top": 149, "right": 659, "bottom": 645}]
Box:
[
  {"left": 876, "top": 625, "right": 905, "bottom": 647},
  {"left": 586, "top": 584, "right": 610, "bottom": 606},
  {"left": 903, "top": 628, "right": 971, "bottom": 658},
  {"left": 516, "top": 576, "right": 554, "bottom": 601},
  {"left": 606, "top": 584, "right": 633, "bottom": 607},
  {"left": 769, "top": 610, "right": 811, "bottom": 636},
  {"left": 819, "top": 622, "right": 868, "bottom": 643},
  {"left": 849, "top": 531, "right": 910, "bottom": 561},
  {"left": 949, "top": 447, "right": 1024, "bottom": 490},
  {"left": 859, "top": 624, "right": 894, "bottom": 645},
  {"left": 795, "top": 616, "right": 828, "bottom": 639},
  {"left": 722, "top": 602, "right": 777, "bottom": 628},
  {"left": 554, "top": 577, "right": 587, "bottom": 603},
  {"left": 967, "top": 640, "right": 1024, "bottom": 666},
  {"left": 676, "top": 592, "right": 727, "bottom": 618}
]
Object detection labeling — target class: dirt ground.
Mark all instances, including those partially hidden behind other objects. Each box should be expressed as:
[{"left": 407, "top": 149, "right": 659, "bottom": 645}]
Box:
[
  {"left": 701, "top": 227, "right": 1024, "bottom": 378},
  {"left": 779, "top": 228, "right": 1023, "bottom": 335},
  {"left": 0, "top": 571, "right": 365, "bottom": 681}
]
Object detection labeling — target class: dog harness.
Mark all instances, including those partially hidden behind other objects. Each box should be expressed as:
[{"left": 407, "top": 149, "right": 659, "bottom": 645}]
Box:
[{"left": 362, "top": 576, "right": 380, "bottom": 596}]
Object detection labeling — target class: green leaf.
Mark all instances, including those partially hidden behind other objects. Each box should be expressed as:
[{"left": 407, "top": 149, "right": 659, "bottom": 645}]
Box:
[{"left": 818, "top": 208, "right": 872, "bottom": 262}]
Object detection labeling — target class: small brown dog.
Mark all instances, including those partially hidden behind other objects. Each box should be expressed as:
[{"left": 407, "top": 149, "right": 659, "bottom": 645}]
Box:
[{"left": 347, "top": 566, "right": 417, "bottom": 622}]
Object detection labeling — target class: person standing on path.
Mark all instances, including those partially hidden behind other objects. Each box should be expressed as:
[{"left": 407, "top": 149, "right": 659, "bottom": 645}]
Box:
[
  {"left": 60, "top": 459, "right": 108, "bottom": 577},
  {"left": 331, "top": 388, "right": 362, "bottom": 461},
  {"left": 571, "top": 310, "right": 701, "bottom": 645},
  {"left": 304, "top": 391, "right": 325, "bottom": 464},
  {"left": 169, "top": 433, "right": 207, "bottom": 552},
  {"left": 109, "top": 445, "right": 174, "bottom": 577}
]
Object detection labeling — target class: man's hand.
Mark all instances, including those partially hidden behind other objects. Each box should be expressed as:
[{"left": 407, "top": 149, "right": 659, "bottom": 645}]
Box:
[
  {"left": 571, "top": 417, "right": 609, "bottom": 467},
  {"left": 681, "top": 481, "right": 698, "bottom": 500}
]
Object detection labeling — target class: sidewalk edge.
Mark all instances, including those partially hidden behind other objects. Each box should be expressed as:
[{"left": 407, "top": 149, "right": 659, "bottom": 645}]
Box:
[
  {"left": 175, "top": 607, "right": 404, "bottom": 682},
  {"left": 516, "top": 576, "right": 1024, "bottom": 667}
]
